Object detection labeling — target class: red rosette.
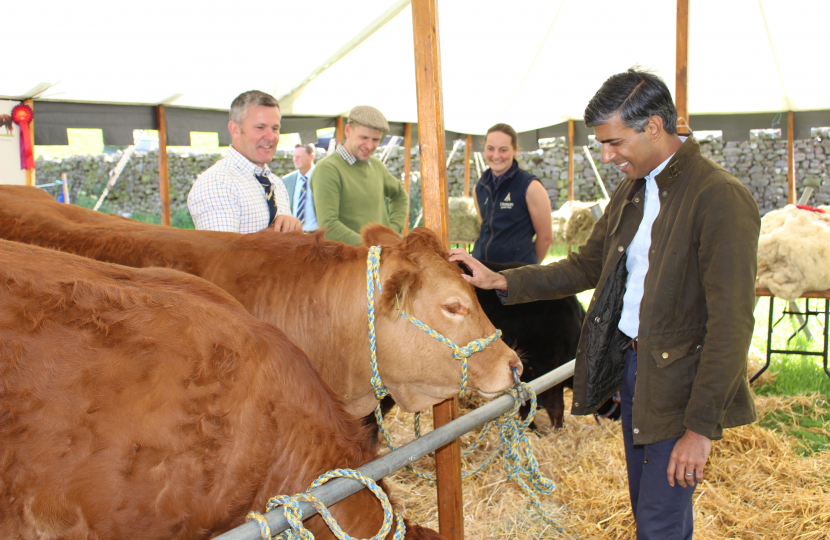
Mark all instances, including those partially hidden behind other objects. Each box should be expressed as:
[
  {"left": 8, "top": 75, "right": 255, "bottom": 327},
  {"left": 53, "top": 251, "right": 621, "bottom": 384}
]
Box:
[
  {"left": 11, "top": 103, "right": 34, "bottom": 126},
  {"left": 11, "top": 103, "right": 35, "bottom": 170}
]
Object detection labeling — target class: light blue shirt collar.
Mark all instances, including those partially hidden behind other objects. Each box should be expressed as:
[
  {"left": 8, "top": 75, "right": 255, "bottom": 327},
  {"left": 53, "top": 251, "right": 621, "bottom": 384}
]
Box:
[{"left": 646, "top": 136, "right": 687, "bottom": 182}]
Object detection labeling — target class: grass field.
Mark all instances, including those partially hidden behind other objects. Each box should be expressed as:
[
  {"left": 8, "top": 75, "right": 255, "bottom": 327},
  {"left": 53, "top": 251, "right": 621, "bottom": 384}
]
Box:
[{"left": 750, "top": 297, "right": 830, "bottom": 455}]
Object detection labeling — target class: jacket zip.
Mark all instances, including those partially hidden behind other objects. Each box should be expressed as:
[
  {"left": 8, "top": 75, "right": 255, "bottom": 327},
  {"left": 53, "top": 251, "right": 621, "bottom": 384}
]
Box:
[{"left": 480, "top": 182, "right": 496, "bottom": 260}]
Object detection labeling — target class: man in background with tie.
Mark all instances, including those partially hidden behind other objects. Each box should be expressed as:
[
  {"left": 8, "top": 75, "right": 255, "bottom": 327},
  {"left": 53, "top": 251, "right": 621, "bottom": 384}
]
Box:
[
  {"left": 281, "top": 143, "right": 318, "bottom": 232},
  {"left": 187, "top": 90, "right": 302, "bottom": 233}
]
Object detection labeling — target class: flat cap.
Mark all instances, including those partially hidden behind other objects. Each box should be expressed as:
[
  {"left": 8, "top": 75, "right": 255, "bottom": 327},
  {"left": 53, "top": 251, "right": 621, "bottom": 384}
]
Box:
[{"left": 347, "top": 105, "right": 389, "bottom": 132}]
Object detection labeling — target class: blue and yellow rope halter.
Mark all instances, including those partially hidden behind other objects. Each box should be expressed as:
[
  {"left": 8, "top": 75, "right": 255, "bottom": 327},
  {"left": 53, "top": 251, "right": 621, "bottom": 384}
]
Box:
[
  {"left": 366, "top": 245, "right": 502, "bottom": 402},
  {"left": 366, "top": 246, "right": 560, "bottom": 529},
  {"left": 247, "top": 468, "right": 405, "bottom": 540}
]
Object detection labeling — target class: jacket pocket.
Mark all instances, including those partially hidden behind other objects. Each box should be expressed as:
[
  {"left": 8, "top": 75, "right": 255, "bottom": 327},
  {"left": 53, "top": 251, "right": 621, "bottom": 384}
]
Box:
[{"left": 646, "top": 338, "right": 702, "bottom": 417}]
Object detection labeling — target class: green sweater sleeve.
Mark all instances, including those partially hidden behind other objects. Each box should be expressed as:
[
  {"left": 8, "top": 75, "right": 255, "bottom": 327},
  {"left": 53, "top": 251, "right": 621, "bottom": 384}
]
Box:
[
  {"left": 384, "top": 167, "right": 409, "bottom": 234},
  {"left": 311, "top": 160, "right": 363, "bottom": 246}
]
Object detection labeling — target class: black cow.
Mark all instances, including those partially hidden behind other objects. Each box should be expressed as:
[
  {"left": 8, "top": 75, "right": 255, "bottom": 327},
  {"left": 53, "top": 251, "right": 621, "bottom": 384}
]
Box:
[{"left": 475, "top": 261, "right": 620, "bottom": 428}]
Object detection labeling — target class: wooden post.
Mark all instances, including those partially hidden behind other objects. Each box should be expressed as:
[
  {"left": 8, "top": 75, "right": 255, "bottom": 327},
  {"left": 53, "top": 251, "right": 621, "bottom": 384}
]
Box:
[
  {"left": 411, "top": 1, "right": 461, "bottom": 539},
  {"left": 403, "top": 122, "right": 412, "bottom": 233},
  {"left": 24, "top": 99, "right": 36, "bottom": 187},
  {"left": 676, "top": 0, "right": 690, "bottom": 131},
  {"left": 567, "top": 120, "right": 575, "bottom": 202},
  {"left": 463, "top": 134, "right": 472, "bottom": 197},
  {"left": 335, "top": 116, "right": 345, "bottom": 145},
  {"left": 787, "top": 110, "right": 796, "bottom": 204},
  {"left": 156, "top": 105, "right": 171, "bottom": 226},
  {"left": 61, "top": 172, "right": 69, "bottom": 204}
]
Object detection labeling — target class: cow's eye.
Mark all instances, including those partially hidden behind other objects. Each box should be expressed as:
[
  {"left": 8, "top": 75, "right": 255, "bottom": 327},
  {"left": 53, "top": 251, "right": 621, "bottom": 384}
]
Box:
[{"left": 442, "top": 302, "right": 469, "bottom": 317}]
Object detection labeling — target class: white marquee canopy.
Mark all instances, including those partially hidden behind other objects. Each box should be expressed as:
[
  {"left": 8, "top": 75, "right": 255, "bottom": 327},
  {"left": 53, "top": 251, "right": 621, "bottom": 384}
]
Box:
[{"left": 4, "top": 0, "right": 829, "bottom": 135}]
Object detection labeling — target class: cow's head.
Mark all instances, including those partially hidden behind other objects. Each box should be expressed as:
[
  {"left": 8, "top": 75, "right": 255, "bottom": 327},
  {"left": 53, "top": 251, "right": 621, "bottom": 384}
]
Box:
[{"left": 362, "top": 225, "right": 521, "bottom": 413}]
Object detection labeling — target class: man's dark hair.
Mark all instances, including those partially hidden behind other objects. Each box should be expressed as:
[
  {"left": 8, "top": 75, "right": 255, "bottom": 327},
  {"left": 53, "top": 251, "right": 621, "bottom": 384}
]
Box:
[
  {"left": 584, "top": 68, "right": 678, "bottom": 135},
  {"left": 229, "top": 90, "right": 280, "bottom": 124}
]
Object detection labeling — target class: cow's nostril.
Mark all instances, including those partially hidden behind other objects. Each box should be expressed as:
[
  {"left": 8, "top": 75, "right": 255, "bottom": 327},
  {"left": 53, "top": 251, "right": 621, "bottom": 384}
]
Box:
[{"left": 509, "top": 357, "right": 523, "bottom": 376}]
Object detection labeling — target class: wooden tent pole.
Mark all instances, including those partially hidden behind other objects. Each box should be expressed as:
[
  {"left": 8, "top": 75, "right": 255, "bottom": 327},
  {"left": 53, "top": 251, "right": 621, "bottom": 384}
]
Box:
[
  {"left": 411, "top": 1, "right": 462, "bottom": 539},
  {"left": 61, "top": 172, "right": 70, "bottom": 203},
  {"left": 567, "top": 120, "right": 574, "bottom": 202},
  {"left": 676, "top": 0, "right": 690, "bottom": 130},
  {"left": 335, "top": 117, "right": 344, "bottom": 145},
  {"left": 787, "top": 111, "right": 796, "bottom": 204},
  {"left": 156, "top": 105, "right": 171, "bottom": 226},
  {"left": 24, "top": 99, "right": 36, "bottom": 187},
  {"left": 403, "top": 122, "right": 412, "bottom": 233},
  {"left": 463, "top": 133, "right": 472, "bottom": 197}
]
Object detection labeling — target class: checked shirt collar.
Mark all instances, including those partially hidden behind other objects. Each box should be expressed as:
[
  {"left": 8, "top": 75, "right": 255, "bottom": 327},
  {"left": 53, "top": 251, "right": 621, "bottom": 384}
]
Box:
[
  {"left": 227, "top": 145, "right": 273, "bottom": 179},
  {"left": 336, "top": 143, "right": 359, "bottom": 166}
]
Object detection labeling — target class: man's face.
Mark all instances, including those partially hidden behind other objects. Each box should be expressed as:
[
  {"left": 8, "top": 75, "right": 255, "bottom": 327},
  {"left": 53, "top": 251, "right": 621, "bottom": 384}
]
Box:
[
  {"left": 229, "top": 105, "right": 280, "bottom": 167},
  {"left": 343, "top": 123, "right": 383, "bottom": 161},
  {"left": 593, "top": 113, "right": 662, "bottom": 181},
  {"left": 292, "top": 146, "right": 314, "bottom": 173}
]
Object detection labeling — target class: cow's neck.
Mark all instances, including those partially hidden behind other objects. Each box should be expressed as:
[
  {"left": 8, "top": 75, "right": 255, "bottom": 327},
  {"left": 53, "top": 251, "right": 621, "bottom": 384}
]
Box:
[{"left": 228, "top": 243, "right": 382, "bottom": 418}]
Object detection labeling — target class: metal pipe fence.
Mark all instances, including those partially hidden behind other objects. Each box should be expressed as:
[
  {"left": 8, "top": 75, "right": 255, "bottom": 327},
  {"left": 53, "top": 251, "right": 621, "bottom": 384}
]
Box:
[{"left": 215, "top": 359, "right": 575, "bottom": 540}]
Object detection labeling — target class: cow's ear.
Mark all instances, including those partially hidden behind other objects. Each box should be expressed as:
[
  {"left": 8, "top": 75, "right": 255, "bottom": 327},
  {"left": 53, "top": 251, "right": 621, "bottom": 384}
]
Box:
[
  {"left": 361, "top": 224, "right": 401, "bottom": 247},
  {"left": 378, "top": 266, "right": 421, "bottom": 319},
  {"left": 402, "top": 227, "right": 447, "bottom": 258}
]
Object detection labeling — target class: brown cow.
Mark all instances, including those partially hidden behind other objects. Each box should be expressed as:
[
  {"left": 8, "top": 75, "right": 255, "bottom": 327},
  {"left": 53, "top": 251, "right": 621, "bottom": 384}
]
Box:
[
  {"left": 0, "top": 239, "right": 443, "bottom": 540},
  {"left": 0, "top": 185, "right": 520, "bottom": 418}
]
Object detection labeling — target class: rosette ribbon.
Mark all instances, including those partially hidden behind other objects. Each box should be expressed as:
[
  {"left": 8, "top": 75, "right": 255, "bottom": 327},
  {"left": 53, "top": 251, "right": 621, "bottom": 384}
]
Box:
[{"left": 12, "top": 104, "right": 34, "bottom": 170}]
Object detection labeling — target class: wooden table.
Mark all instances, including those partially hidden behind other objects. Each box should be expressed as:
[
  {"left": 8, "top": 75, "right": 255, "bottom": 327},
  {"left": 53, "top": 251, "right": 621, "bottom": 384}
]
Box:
[{"left": 752, "top": 285, "right": 830, "bottom": 382}]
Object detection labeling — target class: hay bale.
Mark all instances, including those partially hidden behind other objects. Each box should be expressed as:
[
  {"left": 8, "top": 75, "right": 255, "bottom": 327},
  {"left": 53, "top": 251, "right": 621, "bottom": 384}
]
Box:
[
  {"left": 550, "top": 213, "right": 568, "bottom": 247},
  {"left": 563, "top": 206, "right": 596, "bottom": 247},
  {"left": 553, "top": 200, "right": 607, "bottom": 248},
  {"left": 757, "top": 204, "right": 830, "bottom": 300},
  {"left": 448, "top": 197, "right": 480, "bottom": 243}
]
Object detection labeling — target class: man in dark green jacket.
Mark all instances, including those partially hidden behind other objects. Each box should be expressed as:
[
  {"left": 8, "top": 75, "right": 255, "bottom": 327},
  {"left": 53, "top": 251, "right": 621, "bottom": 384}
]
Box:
[{"left": 450, "top": 69, "right": 760, "bottom": 539}]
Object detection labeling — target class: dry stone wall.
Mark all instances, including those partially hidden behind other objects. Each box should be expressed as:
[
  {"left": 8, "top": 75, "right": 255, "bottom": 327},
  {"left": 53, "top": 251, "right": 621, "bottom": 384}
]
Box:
[{"left": 35, "top": 130, "right": 830, "bottom": 218}]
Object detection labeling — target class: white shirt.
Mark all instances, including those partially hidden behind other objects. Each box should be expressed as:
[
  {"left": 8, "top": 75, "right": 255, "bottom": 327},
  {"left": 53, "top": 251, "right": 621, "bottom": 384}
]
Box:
[
  {"left": 187, "top": 145, "right": 291, "bottom": 234},
  {"left": 292, "top": 165, "right": 318, "bottom": 231},
  {"left": 618, "top": 137, "right": 686, "bottom": 339}
]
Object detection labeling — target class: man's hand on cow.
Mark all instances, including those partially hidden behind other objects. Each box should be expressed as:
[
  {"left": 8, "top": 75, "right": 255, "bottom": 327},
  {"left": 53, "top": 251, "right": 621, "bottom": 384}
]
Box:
[
  {"left": 447, "top": 249, "right": 508, "bottom": 291},
  {"left": 272, "top": 215, "right": 303, "bottom": 232},
  {"left": 667, "top": 428, "right": 712, "bottom": 488}
]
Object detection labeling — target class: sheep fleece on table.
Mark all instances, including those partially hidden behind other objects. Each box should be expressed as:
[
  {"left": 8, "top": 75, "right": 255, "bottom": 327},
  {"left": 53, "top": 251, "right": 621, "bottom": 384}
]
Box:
[{"left": 757, "top": 204, "right": 830, "bottom": 300}]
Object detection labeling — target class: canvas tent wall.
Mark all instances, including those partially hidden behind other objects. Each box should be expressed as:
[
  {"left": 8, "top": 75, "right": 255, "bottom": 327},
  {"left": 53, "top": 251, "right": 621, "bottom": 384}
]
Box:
[{"left": 4, "top": 0, "right": 829, "bottom": 135}]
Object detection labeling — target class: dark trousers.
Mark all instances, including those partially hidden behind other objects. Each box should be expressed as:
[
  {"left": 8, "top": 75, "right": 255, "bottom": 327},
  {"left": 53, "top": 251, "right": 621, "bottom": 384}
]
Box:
[{"left": 621, "top": 348, "right": 696, "bottom": 540}]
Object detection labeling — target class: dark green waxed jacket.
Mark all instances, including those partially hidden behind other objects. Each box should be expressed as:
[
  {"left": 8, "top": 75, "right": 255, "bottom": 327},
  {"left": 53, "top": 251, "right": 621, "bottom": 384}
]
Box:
[{"left": 502, "top": 137, "right": 760, "bottom": 445}]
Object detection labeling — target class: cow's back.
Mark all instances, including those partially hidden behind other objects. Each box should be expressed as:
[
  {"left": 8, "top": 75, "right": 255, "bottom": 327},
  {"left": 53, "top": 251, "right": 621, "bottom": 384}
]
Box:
[
  {"left": 0, "top": 240, "right": 389, "bottom": 540},
  {"left": 0, "top": 185, "right": 235, "bottom": 274}
]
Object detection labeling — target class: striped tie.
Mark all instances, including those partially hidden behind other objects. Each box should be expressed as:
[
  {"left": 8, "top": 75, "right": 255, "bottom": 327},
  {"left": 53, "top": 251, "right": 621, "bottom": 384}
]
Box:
[
  {"left": 255, "top": 173, "right": 277, "bottom": 225},
  {"left": 297, "top": 174, "right": 307, "bottom": 224}
]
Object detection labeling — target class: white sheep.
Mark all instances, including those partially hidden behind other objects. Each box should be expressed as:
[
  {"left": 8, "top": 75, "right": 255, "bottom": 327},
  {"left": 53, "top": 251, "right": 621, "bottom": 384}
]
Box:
[{"left": 756, "top": 204, "right": 830, "bottom": 300}]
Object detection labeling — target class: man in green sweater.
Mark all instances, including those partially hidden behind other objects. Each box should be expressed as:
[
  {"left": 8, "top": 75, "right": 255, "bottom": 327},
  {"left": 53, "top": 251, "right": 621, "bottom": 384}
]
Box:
[{"left": 311, "top": 106, "right": 409, "bottom": 245}]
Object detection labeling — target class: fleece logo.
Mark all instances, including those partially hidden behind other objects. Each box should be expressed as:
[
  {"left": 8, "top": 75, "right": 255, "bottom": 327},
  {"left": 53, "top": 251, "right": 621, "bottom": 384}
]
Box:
[{"left": 499, "top": 192, "right": 514, "bottom": 210}]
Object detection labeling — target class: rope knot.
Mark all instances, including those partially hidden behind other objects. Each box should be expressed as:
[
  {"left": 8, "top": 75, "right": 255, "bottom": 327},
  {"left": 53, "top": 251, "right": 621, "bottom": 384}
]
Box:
[{"left": 247, "top": 468, "right": 405, "bottom": 540}]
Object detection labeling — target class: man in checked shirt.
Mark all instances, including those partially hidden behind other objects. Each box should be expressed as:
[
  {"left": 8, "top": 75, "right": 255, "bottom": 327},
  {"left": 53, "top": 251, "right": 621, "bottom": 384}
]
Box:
[{"left": 187, "top": 90, "right": 302, "bottom": 233}]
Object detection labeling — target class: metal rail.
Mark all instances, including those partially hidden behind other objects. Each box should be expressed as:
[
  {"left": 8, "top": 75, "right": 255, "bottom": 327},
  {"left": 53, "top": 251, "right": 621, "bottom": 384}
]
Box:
[{"left": 215, "top": 360, "right": 575, "bottom": 540}]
